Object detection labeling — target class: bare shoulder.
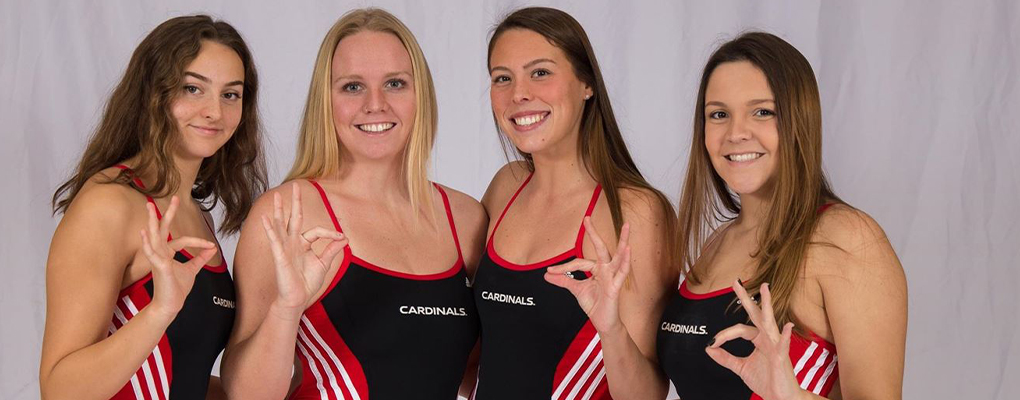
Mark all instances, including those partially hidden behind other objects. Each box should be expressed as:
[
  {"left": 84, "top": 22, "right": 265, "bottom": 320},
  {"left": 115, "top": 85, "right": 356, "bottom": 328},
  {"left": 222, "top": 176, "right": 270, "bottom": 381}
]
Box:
[
  {"left": 436, "top": 184, "right": 487, "bottom": 228},
  {"left": 62, "top": 169, "right": 144, "bottom": 230},
  {"left": 618, "top": 186, "right": 672, "bottom": 229},
  {"left": 807, "top": 203, "right": 904, "bottom": 287},
  {"left": 481, "top": 161, "right": 530, "bottom": 211}
]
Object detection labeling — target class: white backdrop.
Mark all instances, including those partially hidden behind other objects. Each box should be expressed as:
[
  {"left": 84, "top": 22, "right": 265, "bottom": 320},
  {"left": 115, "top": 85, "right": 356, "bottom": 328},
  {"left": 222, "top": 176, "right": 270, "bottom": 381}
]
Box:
[{"left": 2, "top": 1, "right": 1018, "bottom": 399}]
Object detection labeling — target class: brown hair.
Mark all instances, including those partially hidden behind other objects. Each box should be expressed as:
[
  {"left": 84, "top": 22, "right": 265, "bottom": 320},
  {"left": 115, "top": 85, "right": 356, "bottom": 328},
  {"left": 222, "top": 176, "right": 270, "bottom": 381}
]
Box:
[
  {"left": 286, "top": 8, "right": 437, "bottom": 218},
  {"left": 488, "top": 7, "right": 678, "bottom": 264},
  {"left": 677, "top": 32, "right": 844, "bottom": 328},
  {"left": 52, "top": 15, "right": 267, "bottom": 234}
]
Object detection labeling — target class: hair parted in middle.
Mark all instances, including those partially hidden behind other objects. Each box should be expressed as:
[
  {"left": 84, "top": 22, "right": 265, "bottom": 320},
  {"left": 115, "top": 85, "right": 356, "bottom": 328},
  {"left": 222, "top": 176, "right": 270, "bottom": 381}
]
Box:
[
  {"left": 287, "top": 7, "right": 438, "bottom": 216},
  {"left": 487, "top": 6, "right": 679, "bottom": 267},
  {"left": 677, "top": 31, "right": 846, "bottom": 331}
]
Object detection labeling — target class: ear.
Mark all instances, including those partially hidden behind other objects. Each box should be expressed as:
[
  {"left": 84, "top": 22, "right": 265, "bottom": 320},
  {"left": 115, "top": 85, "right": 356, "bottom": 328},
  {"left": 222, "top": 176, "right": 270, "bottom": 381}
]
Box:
[{"left": 584, "top": 85, "right": 594, "bottom": 101}]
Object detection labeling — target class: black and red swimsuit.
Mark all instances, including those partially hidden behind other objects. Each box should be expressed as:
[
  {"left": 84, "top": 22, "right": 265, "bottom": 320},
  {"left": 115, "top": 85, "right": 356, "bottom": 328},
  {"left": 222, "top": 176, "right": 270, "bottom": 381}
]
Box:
[
  {"left": 109, "top": 166, "right": 235, "bottom": 400},
  {"left": 472, "top": 173, "right": 612, "bottom": 400},
  {"left": 288, "top": 180, "right": 479, "bottom": 399}
]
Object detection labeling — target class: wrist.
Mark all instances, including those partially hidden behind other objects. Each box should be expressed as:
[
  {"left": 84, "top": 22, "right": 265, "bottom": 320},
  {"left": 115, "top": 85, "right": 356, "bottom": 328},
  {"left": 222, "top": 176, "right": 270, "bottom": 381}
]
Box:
[
  {"left": 269, "top": 300, "right": 306, "bottom": 323},
  {"left": 142, "top": 303, "right": 179, "bottom": 327}
]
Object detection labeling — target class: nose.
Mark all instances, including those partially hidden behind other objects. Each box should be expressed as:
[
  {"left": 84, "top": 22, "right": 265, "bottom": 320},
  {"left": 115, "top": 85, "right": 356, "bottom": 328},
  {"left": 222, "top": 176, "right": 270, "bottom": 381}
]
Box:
[
  {"left": 511, "top": 79, "right": 532, "bottom": 104},
  {"left": 726, "top": 114, "right": 752, "bottom": 143},
  {"left": 203, "top": 95, "right": 222, "bottom": 121},
  {"left": 363, "top": 86, "right": 389, "bottom": 113}
]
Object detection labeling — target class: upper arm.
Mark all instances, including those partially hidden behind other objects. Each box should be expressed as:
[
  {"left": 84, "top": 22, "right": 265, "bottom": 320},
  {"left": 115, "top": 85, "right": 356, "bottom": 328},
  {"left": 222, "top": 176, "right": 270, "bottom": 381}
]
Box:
[
  {"left": 227, "top": 186, "right": 288, "bottom": 347},
  {"left": 41, "top": 183, "right": 139, "bottom": 379},
  {"left": 615, "top": 188, "right": 678, "bottom": 360},
  {"left": 813, "top": 206, "right": 907, "bottom": 399},
  {"left": 441, "top": 186, "right": 488, "bottom": 278}
]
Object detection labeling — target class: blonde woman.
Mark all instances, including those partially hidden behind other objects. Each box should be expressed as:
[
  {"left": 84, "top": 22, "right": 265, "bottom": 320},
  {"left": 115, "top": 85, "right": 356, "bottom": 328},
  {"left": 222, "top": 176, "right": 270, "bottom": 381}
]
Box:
[{"left": 220, "top": 8, "right": 486, "bottom": 400}]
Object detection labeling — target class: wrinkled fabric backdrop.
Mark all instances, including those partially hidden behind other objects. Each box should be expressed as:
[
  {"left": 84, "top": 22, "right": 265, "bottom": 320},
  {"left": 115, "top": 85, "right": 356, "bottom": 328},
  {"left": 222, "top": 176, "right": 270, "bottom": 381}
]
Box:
[{"left": 1, "top": 1, "right": 1017, "bottom": 399}]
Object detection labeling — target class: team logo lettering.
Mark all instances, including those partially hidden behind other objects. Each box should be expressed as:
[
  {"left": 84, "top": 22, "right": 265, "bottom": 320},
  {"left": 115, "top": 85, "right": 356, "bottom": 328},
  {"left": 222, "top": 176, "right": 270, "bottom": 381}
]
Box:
[
  {"left": 660, "top": 321, "right": 708, "bottom": 335},
  {"left": 480, "top": 290, "right": 536, "bottom": 306},
  {"left": 398, "top": 305, "right": 468, "bottom": 317},
  {"left": 212, "top": 296, "right": 236, "bottom": 309}
]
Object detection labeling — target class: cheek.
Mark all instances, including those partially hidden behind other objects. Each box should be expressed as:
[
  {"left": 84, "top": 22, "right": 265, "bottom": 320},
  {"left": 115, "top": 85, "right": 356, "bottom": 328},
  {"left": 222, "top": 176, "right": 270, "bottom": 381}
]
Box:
[{"left": 331, "top": 93, "right": 360, "bottom": 125}]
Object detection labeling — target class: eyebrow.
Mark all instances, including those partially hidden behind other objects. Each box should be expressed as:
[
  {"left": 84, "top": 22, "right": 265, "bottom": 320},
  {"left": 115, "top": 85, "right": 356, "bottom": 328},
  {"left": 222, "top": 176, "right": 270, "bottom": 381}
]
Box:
[
  {"left": 705, "top": 98, "right": 774, "bottom": 107},
  {"left": 184, "top": 72, "right": 243, "bottom": 87},
  {"left": 333, "top": 71, "right": 411, "bottom": 84},
  {"left": 489, "top": 58, "right": 557, "bottom": 74}
]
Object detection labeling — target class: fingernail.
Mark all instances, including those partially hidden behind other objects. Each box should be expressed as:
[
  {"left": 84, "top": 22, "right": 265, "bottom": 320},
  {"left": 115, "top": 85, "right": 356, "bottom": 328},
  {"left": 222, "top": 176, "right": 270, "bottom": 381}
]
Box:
[{"left": 706, "top": 337, "right": 716, "bottom": 347}]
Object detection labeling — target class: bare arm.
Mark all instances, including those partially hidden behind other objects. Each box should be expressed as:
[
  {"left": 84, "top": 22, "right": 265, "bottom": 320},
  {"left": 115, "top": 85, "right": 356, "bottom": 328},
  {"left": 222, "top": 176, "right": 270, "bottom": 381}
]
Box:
[
  {"left": 707, "top": 207, "right": 907, "bottom": 400},
  {"left": 812, "top": 209, "right": 906, "bottom": 399},
  {"left": 221, "top": 183, "right": 346, "bottom": 399},
  {"left": 546, "top": 189, "right": 676, "bottom": 400},
  {"left": 40, "top": 188, "right": 215, "bottom": 399}
]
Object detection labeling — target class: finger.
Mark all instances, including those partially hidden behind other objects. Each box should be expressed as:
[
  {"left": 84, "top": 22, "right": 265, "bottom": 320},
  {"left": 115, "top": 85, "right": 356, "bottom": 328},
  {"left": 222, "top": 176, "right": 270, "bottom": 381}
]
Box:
[
  {"left": 732, "top": 279, "right": 765, "bottom": 328},
  {"left": 167, "top": 236, "right": 216, "bottom": 252},
  {"left": 780, "top": 322, "right": 794, "bottom": 353},
  {"left": 710, "top": 323, "right": 759, "bottom": 348},
  {"left": 301, "top": 227, "right": 344, "bottom": 245},
  {"left": 543, "top": 270, "right": 586, "bottom": 294},
  {"left": 760, "top": 282, "right": 779, "bottom": 333},
  {"left": 546, "top": 258, "right": 596, "bottom": 274},
  {"left": 184, "top": 247, "right": 219, "bottom": 273},
  {"left": 146, "top": 203, "right": 162, "bottom": 243},
  {"left": 611, "top": 245, "right": 632, "bottom": 290},
  {"left": 159, "top": 196, "right": 180, "bottom": 240},
  {"left": 289, "top": 182, "right": 303, "bottom": 237},
  {"left": 614, "top": 223, "right": 630, "bottom": 258},
  {"left": 261, "top": 215, "right": 287, "bottom": 262},
  {"left": 583, "top": 217, "right": 611, "bottom": 264},
  {"left": 273, "top": 191, "right": 284, "bottom": 228},
  {"left": 139, "top": 229, "right": 159, "bottom": 263},
  {"left": 319, "top": 238, "right": 349, "bottom": 269},
  {"left": 705, "top": 346, "right": 746, "bottom": 375}
]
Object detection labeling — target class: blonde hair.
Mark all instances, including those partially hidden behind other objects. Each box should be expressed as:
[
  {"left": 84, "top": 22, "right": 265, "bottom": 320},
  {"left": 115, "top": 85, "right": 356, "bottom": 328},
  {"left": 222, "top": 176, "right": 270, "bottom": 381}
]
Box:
[{"left": 286, "top": 8, "right": 437, "bottom": 216}]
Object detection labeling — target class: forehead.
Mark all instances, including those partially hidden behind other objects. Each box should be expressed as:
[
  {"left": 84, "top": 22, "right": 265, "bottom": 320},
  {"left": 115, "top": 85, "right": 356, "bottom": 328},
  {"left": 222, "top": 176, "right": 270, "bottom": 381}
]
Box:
[
  {"left": 332, "top": 30, "right": 412, "bottom": 75},
  {"left": 186, "top": 40, "right": 244, "bottom": 80},
  {"left": 490, "top": 28, "right": 568, "bottom": 67},
  {"left": 705, "top": 61, "right": 772, "bottom": 101}
]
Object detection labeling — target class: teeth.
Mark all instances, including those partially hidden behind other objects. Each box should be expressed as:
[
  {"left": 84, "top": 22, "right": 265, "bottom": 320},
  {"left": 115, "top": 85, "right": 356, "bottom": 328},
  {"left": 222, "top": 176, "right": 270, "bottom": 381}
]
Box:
[
  {"left": 358, "top": 123, "right": 394, "bottom": 133},
  {"left": 727, "top": 153, "right": 762, "bottom": 162},
  {"left": 513, "top": 113, "right": 546, "bottom": 126}
]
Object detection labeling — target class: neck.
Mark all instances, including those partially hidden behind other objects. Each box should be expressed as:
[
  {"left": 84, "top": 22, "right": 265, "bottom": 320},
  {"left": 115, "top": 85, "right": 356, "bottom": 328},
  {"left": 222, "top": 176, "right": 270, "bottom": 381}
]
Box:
[
  {"left": 172, "top": 155, "right": 202, "bottom": 201},
  {"left": 332, "top": 153, "right": 410, "bottom": 204},
  {"left": 528, "top": 145, "right": 593, "bottom": 194},
  {"left": 734, "top": 190, "right": 769, "bottom": 233}
]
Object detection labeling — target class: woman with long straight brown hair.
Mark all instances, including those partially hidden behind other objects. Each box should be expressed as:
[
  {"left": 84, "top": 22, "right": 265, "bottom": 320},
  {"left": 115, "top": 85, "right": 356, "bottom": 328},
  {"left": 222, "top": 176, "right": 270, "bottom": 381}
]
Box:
[
  {"left": 473, "top": 6, "right": 678, "bottom": 399},
  {"left": 41, "top": 15, "right": 266, "bottom": 399},
  {"left": 552, "top": 32, "right": 907, "bottom": 399},
  {"left": 221, "top": 8, "right": 487, "bottom": 400}
]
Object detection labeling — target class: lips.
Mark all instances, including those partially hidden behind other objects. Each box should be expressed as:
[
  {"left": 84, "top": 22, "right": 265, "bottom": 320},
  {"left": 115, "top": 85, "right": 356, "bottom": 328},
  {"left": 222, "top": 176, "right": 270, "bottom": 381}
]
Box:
[
  {"left": 189, "top": 125, "right": 222, "bottom": 136},
  {"left": 724, "top": 152, "right": 764, "bottom": 163},
  {"left": 508, "top": 111, "right": 550, "bottom": 131},
  {"left": 355, "top": 122, "right": 396, "bottom": 133}
]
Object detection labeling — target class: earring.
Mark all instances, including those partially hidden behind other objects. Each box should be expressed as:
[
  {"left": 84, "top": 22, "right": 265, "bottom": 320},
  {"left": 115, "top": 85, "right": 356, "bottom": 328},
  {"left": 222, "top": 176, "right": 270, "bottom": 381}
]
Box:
[{"left": 584, "top": 94, "right": 591, "bottom": 100}]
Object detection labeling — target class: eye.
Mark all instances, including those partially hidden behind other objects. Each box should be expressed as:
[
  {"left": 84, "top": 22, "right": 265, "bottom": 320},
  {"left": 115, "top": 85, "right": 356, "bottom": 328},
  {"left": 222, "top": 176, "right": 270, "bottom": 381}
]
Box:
[
  {"left": 531, "top": 69, "right": 551, "bottom": 78},
  {"left": 708, "top": 110, "right": 728, "bottom": 120},
  {"left": 342, "top": 82, "right": 363, "bottom": 93},
  {"left": 491, "top": 75, "right": 510, "bottom": 85},
  {"left": 385, "top": 79, "right": 407, "bottom": 90},
  {"left": 222, "top": 92, "right": 242, "bottom": 100},
  {"left": 753, "top": 108, "right": 775, "bottom": 117},
  {"left": 183, "top": 84, "right": 201, "bottom": 95}
]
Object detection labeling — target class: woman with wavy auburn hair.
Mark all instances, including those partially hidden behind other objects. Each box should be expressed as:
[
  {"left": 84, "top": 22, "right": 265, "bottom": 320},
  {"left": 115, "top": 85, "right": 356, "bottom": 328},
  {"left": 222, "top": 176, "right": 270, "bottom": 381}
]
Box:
[
  {"left": 41, "top": 15, "right": 266, "bottom": 399},
  {"left": 222, "top": 8, "right": 486, "bottom": 399},
  {"left": 554, "top": 32, "right": 907, "bottom": 400},
  {"left": 473, "top": 6, "right": 678, "bottom": 399}
]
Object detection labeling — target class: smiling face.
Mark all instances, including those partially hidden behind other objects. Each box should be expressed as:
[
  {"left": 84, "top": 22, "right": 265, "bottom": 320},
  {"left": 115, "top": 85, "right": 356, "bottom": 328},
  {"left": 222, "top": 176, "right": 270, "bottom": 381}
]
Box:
[
  {"left": 330, "top": 30, "right": 416, "bottom": 163},
  {"left": 704, "top": 61, "right": 780, "bottom": 196},
  {"left": 488, "top": 28, "right": 593, "bottom": 156},
  {"left": 171, "top": 40, "right": 245, "bottom": 161}
]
